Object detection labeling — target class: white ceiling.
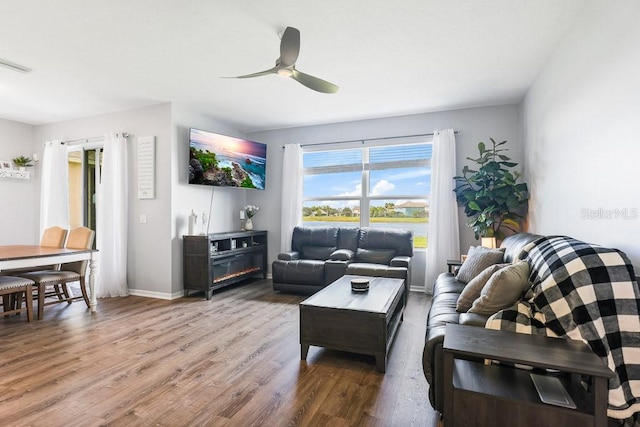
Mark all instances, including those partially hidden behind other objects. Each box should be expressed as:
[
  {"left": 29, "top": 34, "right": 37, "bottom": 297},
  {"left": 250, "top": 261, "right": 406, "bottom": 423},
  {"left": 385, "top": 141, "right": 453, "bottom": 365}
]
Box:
[{"left": 0, "top": 0, "right": 585, "bottom": 133}]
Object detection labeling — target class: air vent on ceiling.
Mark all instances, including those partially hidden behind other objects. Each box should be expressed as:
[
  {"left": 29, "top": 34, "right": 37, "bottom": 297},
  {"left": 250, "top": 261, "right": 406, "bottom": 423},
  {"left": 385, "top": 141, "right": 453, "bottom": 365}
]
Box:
[{"left": 0, "top": 58, "right": 32, "bottom": 73}]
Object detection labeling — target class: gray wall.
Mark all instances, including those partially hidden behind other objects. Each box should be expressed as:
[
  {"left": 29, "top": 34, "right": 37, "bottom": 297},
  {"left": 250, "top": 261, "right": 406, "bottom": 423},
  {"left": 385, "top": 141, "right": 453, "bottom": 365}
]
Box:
[
  {"left": 170, "top": 106, "right": 248, "bottom": 295},
  {"left": 33, "top": 103, "right": 175, "bottom": 298},
  {"left": 6, "top": 103, "right": 248, "bottom": 299},
  {"left": 247, "top": 104, "right": 522, "bottom": 291},
  {"left": 522, "top": 0, "right": 640, "bottom": 270},
  {"left": 0, "top": 118, "right": 38, "bottom": 244}
]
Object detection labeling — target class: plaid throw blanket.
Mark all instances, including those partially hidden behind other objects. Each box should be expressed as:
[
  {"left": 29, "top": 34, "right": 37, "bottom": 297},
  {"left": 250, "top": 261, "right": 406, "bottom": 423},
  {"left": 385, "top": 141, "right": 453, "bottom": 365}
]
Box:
[{"left": 486, "top": 236, "right": 640, "bottom": 420}]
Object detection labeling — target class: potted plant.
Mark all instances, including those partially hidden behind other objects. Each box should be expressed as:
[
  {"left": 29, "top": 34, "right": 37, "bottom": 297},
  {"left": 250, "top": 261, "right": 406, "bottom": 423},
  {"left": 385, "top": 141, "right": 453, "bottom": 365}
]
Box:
[
  {"left": 12, "top": 155, "right": 34, "bottom": 170},
  {"left": 454, "top": 138, "right": 529, "bottom": 241}
]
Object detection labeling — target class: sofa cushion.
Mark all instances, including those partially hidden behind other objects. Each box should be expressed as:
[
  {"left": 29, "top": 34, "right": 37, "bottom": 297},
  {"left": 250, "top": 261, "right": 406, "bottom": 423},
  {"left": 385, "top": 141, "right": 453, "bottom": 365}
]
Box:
[
  {"left": 302, "top": 245, "right": 336, "bottom": 260},
  {"left": 330, "top": 249, "right": 354, "bottom": 261},
  {"left": 337, "top": 227, "right": 360, "bottom": 252},
  {"left": 356, "top": 248, "right": 396, "bottom": 265},
  {"left": 433, "top": 272, "right": 466, "bottom": 295},
  {"left": 346, "top": 263, "right": 406, "bottom": 280},
  {"left": 468, "top": 260, "right": 531, "bottom": 315},
  {"left": 358, "top": 228, "right": 413, "bottom": 257},
  {"left": 456, "top": 263, "right": 508, "bottom": 312},
  {"left": 455, "top": 246, "right": 505, "bottom": 284},
  {"left": 291, "top": 227, "right": 339, "bottom": 253}
]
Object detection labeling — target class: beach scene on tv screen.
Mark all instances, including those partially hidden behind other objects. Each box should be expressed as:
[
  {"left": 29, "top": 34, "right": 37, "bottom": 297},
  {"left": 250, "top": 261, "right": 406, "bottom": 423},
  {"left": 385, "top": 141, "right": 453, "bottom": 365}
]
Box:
[{"left": 189, "top": 129, "right": 267, "bottom": 190}]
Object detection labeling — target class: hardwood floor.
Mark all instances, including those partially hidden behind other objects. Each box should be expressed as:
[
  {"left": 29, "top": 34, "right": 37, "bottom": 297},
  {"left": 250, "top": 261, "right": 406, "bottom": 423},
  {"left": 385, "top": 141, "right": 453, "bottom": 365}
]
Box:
[{"left": 0, "top": 280, "right": 438, "bottom": 426}]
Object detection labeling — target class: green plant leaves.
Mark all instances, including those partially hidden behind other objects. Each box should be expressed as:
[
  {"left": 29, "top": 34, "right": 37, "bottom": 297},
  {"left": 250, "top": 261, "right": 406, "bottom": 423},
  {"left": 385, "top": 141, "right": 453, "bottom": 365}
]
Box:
[{"left": 453, "top": 138, "right": 529, "bottom": 240}]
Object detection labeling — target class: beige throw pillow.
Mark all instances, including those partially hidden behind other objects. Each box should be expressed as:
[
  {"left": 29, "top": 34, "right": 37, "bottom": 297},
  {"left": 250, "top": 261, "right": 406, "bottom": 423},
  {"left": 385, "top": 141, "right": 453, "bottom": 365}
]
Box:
[
  {"left": 455, "top": 246, "right": 505, "bottom": 284},
  {"left": 468, "top": 260, "right": 531, "bottom": 315},
  {"left": 456, "top": 263, "right": 508, "bottom": 312}
]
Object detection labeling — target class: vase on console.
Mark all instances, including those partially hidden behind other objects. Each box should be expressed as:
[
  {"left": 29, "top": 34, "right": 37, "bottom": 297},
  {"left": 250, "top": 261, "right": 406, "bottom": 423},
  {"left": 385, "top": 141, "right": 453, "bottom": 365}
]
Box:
[{"left": 243, "top": 205, "right": 259, "bottom": 231}]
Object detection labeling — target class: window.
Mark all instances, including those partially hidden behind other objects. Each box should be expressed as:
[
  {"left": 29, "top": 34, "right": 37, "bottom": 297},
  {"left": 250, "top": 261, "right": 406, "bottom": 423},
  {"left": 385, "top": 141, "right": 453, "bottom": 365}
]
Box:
[{"left": 302, "top": 142, "right": 432, "bottom": 248}]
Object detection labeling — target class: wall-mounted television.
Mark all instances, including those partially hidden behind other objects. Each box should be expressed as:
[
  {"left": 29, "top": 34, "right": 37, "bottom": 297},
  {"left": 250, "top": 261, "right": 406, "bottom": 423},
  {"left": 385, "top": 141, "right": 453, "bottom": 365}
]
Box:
[{"left": 188, "top": 128, "right": 267, "bottom": 190}]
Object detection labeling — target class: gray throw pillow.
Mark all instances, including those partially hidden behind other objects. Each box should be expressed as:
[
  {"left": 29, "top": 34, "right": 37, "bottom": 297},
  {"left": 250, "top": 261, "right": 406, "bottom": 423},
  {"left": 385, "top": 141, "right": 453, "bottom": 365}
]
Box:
[
  {"left": 456, "top": 263, "right": 508, "bottom": 312},
  {"left": 468, "top": 260, "right": 531, "bottom": 315},
  {"left": 455, "top": 246, "right": 505, "bottom": 284},
  {"left": 302, "top": 246, "right": 336, "bottom": 260}
]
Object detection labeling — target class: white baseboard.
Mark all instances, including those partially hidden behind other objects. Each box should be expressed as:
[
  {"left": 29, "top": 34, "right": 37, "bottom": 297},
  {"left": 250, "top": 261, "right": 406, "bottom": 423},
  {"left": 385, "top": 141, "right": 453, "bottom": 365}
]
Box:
[
  {"left": 128, "top": 288, "right": 184, "bottom": 300},
  {"left": 409, "top": 285, "right": 429, "bottom": 294}
]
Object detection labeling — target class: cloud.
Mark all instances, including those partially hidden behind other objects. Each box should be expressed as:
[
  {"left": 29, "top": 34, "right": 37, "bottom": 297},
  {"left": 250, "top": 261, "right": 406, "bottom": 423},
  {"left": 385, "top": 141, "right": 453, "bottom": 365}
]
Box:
[
  {"left": 335, "top": 179, "right": 396, "bottom": 197},
  {"left": 338, "top": 183, "right": 363, "bottom": 197},
  {"left": 371, "top": 180, "right": 395, "bottom": 195}
]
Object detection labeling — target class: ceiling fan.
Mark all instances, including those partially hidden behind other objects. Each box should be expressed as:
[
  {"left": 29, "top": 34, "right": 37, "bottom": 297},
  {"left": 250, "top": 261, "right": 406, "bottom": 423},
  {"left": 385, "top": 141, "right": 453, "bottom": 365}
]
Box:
[{"left": 227, "top": 26, "right": 339, "bottom": 94}]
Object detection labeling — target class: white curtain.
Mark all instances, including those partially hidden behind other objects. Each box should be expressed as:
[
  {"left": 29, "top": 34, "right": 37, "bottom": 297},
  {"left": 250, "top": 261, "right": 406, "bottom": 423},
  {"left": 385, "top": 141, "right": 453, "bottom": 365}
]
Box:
[
  {"left": 96, "top": 133, "right": 129, "bottom": 297},
  {"left": 280, "top": 144, "right": 303, "bottom": 252},
  {"left": 40, "top": 140, "right": 69, "bottom": 234},
  {"left": 424, "top": 129, "right": 460, "bottom": 293}
]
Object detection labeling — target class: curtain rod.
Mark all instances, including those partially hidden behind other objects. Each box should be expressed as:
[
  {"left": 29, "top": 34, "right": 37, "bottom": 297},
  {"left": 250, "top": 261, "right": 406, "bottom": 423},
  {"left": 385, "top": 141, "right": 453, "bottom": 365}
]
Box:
[
  {"left": 281, "top": 130, "right": 458, "bottom": 149},
  {"left": 62, "top": 132, "right": 130, "bottom": 145}
]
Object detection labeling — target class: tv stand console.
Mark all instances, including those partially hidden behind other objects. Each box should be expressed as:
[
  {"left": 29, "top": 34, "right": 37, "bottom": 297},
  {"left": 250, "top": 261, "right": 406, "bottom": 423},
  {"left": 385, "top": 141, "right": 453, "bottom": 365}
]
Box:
[{"left": 183, "top": 230, "right": 267, "bottom": 299}]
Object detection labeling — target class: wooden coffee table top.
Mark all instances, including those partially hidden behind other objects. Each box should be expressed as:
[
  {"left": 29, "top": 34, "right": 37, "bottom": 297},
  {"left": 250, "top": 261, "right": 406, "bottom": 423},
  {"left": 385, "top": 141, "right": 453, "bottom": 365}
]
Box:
[{"left": 300, "top": 275, "right": 404, "bottom": 314}]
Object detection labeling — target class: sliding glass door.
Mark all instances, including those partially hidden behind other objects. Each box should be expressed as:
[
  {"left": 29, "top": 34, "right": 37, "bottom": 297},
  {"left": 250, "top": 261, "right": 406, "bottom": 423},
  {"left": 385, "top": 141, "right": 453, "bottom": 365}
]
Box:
[{"left": 68, "top": 145, "right": 103, "bottom": 247}]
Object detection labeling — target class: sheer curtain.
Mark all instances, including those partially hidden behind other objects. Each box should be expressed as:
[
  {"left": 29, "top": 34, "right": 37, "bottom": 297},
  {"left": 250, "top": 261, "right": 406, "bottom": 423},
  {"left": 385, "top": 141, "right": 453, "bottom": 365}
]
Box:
[
  {"left": 424, "top": 129, "right": 460, "bottom": 293},
  {"left": 280, "top": 144, "right": 303, "bottom": 252},
  {"left": 96, "top": 133, "right": 129, "bottom": 297},
  {"left": 40, "top": 140, "right": 69, "bottom": 234}
]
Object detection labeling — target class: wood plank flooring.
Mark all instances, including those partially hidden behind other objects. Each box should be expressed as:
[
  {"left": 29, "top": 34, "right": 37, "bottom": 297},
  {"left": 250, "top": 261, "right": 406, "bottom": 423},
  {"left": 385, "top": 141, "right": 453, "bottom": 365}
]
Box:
[{"left": 0, "top": 279, "right": 438, "bottom": 426}]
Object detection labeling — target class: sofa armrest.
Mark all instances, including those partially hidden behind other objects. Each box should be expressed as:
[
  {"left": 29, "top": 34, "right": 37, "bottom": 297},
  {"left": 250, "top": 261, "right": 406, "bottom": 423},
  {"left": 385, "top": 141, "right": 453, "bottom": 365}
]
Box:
[
  {"left": 325, "top": 259, "right": 350, "bottom": 284},
  {"left": 390, "top": 255, "right": 411, "bottom": 268},
  {"left": 278, "top": 251, "right": 300, "bottom": 261},
  {"left": 330, "top": 249, "right": 354, "bottom": 261},
  {"left": 459, "top": 313, "right": 490, "bottom": 327}
]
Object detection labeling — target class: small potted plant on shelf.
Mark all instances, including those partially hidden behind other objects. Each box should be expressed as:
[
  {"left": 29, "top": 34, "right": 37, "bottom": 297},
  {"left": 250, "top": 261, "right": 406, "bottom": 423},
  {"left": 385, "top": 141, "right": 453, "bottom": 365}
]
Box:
[
  {"left": 12, "top": 155, "right": 34, "bottom": 171},
  {"left": 454, "top": 138, "right": 529, "bottom": 242}
]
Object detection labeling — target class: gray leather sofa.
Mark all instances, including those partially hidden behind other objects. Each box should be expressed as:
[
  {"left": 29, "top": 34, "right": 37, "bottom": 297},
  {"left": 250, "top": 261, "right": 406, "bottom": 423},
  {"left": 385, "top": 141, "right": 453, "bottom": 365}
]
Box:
[
  {"left": 272, "top": 226, "right": 413, "bottom": 296},
  {"left": 422, "top": 232, "right": 542, "bottom": 414}
]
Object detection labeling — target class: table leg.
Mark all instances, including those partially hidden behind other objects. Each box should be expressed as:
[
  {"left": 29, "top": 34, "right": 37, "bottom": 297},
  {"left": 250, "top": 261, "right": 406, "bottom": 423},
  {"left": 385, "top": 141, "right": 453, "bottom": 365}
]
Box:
[
  {"left": 301, "top": 343, "right": 309, "bottom": 360},
  {"left": 594, "top": 376, "right": 608, "bottom": 427},
  {"left": 89, "top": 256, "right": 99, "bottom": 312},
  {"left": 443, "top": 351, "right": 453, "bottom": 427},
  {"left": 375, "top": 352, "right": 387, "bottom": 373}
]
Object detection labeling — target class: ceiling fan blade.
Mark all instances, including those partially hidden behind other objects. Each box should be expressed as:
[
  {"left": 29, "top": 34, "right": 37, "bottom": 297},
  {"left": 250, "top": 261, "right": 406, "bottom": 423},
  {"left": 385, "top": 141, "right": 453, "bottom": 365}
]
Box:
[
  {"left": 225, "top": 66, "right": 278, "bottom": 79},
  {"left": 291, "top": 69, "right": 339, "bottom": 93},
  {"left": 279, "top": 27, "right": 300, "bottom": 67}
]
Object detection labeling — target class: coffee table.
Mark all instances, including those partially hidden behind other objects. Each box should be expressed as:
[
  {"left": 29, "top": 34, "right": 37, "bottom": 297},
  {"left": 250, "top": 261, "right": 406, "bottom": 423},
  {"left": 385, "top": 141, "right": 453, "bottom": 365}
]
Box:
[{"left": 299, "top": 275, "right": 405, "bottom": 372}]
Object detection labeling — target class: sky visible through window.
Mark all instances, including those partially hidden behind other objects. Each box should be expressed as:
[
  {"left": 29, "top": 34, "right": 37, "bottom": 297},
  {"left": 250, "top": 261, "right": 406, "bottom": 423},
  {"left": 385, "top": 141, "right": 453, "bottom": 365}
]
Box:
[
  {"left": 302, "top": 143, "right": 432, "bottom": 248},
  {"left": 303, "top": 145, "right": 432, "bottom": 207}
]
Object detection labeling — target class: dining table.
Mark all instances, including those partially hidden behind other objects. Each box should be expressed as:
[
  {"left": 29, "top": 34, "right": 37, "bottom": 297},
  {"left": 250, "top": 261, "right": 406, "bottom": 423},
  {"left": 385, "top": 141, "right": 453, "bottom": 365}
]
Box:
[{"left": 0, "top": 245, "right": 99, "bottom": 312}]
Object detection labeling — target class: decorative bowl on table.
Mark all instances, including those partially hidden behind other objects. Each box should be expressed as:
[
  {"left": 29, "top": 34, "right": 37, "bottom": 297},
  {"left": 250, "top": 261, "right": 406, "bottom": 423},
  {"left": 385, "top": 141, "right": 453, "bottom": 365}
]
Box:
[{"left": 351, "top": 278, "right": 370, "bottom": 292}]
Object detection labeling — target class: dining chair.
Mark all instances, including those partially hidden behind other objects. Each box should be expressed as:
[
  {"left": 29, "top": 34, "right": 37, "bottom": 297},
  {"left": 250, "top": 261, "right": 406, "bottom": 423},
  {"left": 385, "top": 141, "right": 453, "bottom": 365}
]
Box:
[
  {"left": 20, "top": 227, "right": 95, "bottom": 320},
  {"left": 0, "top": 276, "right": 35, "bottom": 322},
  {"left": 40, "top": 226, "right": 68, "bottom": 248}
]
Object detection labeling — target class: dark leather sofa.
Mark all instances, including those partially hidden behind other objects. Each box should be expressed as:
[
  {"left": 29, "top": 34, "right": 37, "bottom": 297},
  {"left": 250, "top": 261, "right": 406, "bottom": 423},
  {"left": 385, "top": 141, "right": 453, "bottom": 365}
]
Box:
[
  {"left": 422, "top": 232, "right": 542, "bottom": 414},
  {"left": 272, "top": 226, "right": 413, "bottom": 296}
]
